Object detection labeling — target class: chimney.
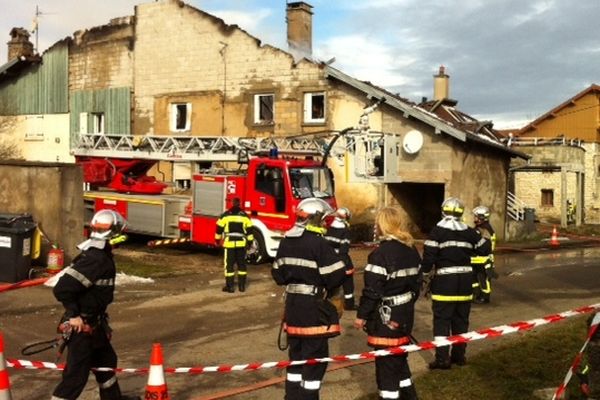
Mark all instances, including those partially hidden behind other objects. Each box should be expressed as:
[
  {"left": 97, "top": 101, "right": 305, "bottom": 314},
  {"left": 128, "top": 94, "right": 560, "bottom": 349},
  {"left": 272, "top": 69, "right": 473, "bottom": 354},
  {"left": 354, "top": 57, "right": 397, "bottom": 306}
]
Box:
[
  {"left": 7, "top": 27, "right": 34, "bottom": 62},
  {"left": 433, "top": 65, "right": 449, "bottom": 100},
  {"left": 286, "top": 2, "right": 313, "bottom": 59}
]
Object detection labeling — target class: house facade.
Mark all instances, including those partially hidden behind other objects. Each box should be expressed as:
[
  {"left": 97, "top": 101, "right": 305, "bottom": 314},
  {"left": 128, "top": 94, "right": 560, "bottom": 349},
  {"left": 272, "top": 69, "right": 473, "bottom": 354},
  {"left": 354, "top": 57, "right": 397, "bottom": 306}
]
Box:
[
  {"left": 512, "top": 85, "right": 600, "bottom": 225},
  {"left": 0, "top": 0, "right": 524, "bottom": 239}
]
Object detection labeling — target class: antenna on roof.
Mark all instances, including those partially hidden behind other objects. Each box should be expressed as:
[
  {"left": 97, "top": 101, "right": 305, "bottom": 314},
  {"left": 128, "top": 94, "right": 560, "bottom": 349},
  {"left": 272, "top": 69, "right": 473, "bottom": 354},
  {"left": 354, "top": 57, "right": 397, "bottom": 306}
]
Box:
[{"left": 31, "top": 5, "right": 56, "bottom": 54}]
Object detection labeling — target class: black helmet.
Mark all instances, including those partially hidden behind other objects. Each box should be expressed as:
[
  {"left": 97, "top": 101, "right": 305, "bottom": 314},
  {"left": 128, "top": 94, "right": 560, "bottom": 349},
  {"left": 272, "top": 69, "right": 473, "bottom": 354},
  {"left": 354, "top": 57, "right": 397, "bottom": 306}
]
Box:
[{"left": 441, "top": 198, "right": 464, "bottom": 218}]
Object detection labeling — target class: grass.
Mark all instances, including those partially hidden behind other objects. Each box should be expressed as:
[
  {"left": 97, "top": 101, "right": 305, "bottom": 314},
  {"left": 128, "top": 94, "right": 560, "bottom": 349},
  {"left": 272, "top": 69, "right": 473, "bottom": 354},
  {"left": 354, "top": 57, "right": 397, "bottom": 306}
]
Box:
[
  {"left": 357, "top": 315, "right": 591, "bottom": 400},
  {"left": 113, "top": 254, "right": 177, "bottom": 278}
]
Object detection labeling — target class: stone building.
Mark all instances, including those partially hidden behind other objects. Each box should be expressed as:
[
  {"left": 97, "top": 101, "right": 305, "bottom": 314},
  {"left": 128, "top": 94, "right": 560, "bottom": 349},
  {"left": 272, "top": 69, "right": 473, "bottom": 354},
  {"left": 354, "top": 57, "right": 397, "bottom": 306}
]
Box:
[
  {"left": 511, "top": 85, "right": 600, "bottom": 225},
  {"left": 0, "top": 0, "right": 525, "bottom": 239}
]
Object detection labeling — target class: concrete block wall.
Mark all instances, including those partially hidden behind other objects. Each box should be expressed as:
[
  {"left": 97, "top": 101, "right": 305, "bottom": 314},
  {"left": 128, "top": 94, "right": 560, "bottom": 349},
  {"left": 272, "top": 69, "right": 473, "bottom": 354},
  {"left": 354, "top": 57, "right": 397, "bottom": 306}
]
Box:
[
  {"left": 0, "top": 161, "right": 83, "bottom": 262},
  {"left": 69, "top": 23, "right": 134, "bottom": 91},
  {"left": 134, "top": 0, "right": 325, "bottom": 136}
]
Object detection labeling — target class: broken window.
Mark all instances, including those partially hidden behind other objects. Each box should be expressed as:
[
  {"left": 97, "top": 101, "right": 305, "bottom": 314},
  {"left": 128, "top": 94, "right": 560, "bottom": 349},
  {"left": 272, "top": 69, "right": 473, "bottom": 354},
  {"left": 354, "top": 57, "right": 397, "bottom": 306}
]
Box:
[
  {"left": 254, "top": 94, "right": 274, "bottom": 124},
  {"left": 91, "top": 113, "right": 104, "bottom": 134},
  {"left": 170, "top": 103, "right": 191, "bottom": 132},
  {"left": 304, "top": 92, "right": 325, "bottom": 123},
  {"left": 541, "top": 189, "right": 554, "bottom": 207}
]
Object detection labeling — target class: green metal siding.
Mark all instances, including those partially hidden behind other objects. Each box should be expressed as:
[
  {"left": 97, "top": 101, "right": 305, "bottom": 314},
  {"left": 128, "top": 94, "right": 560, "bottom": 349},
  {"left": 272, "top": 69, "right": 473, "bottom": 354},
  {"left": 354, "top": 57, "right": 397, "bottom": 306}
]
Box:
[
  {"left": 0, "top": 44, "right": 68, "bottom": 115},
  {"left": 69, "top": 87, "right": 131, "bottom": 144}
]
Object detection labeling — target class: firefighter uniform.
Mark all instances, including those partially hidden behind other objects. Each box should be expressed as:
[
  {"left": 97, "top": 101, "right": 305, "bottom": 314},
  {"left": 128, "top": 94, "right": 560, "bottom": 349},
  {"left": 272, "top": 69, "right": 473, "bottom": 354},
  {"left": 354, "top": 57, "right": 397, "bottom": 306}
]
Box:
[
  {"left": 357, "top": 239, "right": 421, "bottom": 400},
  {"left": 422, "top": 214, "right": 491, "bottom": 368},
  {"left": 51, "top": 240, "right": 124, "bottom": 400},
  {"left": 471, "top": 220, "right": 496, "bottom": 304},
  {"left": 324, "top": 218, "right": 356, "bottom": 310},
  {"left": 272, "top": 224, "right": 346, "bottom": 400},
  {"left": 215, "top": 202, "right": 254, "bottom": 292}
]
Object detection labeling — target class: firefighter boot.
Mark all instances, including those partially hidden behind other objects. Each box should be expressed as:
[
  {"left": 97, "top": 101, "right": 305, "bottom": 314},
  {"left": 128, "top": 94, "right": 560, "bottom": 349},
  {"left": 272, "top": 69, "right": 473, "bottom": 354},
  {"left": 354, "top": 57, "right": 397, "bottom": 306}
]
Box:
[
  {"left": 222, "top": 276, "right": 235, "bottom": 293},
  {"left": 238, "top": 275, "right": 247, "bottom": 292},
  {"left": 344, "top": 297, "right": 357, "bottom": 311},
  {"left": 400, "top": 384, "right": 419, "bottom": 400},
  {"left": 99, "top": 381, "right": 122, "bottom": 400}
]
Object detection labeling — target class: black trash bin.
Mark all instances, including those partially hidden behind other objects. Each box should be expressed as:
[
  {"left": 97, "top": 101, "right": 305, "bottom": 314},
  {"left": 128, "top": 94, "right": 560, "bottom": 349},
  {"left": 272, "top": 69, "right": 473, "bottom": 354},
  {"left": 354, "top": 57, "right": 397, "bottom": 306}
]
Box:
[
  {"left": 524, "top": 207, "right": 536, "bottom": 234},
  {"left": 0, "top": 213, "right": 37, "bottom": 283}
]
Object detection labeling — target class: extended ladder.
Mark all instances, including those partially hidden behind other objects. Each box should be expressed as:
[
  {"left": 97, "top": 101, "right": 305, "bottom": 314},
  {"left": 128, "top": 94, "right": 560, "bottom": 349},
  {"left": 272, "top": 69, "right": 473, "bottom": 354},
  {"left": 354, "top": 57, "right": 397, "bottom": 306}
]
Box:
[{"left": 72, "top": 133, "right": 332, "bottom": 162}]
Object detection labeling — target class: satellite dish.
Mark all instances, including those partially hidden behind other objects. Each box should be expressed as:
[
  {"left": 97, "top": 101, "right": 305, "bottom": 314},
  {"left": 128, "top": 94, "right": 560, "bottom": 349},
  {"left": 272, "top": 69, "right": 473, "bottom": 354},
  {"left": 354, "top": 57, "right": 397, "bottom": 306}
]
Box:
[{"left": 402, "top": 130, "right": 424, "bottom": 154}]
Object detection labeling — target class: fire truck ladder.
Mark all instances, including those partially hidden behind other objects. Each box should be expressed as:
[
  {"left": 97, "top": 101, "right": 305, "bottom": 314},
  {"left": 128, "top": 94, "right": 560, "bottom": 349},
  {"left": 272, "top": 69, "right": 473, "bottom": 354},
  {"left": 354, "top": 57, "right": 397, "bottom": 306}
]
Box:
[{"left": 72, "top": 133, "right": 330, "bottom": 162}]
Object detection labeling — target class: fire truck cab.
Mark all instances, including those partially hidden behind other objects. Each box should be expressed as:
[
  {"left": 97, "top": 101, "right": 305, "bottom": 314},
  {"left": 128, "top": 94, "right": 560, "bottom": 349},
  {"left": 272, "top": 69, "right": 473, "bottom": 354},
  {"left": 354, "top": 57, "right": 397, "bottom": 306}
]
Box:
[{"left": 184, "top": 154, "right": 336, "bottom": 263}]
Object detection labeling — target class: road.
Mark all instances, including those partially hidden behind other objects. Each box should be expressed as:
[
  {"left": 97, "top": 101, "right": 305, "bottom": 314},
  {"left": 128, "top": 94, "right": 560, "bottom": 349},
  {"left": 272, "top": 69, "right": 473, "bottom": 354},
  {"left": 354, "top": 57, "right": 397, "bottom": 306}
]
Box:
[{"left": 1, "top": 245, "right": 599, "bottom": 399}]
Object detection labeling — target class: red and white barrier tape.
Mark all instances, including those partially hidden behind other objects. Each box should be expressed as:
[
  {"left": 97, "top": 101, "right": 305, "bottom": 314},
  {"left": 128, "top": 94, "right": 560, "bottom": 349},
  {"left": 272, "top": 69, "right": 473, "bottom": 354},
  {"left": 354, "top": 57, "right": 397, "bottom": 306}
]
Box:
[
  {"left": 552, "top": 311, "right": 600, "bottom": 400},
  {"left": 6, "top": 303, "right": 600, "bottom": 374}
]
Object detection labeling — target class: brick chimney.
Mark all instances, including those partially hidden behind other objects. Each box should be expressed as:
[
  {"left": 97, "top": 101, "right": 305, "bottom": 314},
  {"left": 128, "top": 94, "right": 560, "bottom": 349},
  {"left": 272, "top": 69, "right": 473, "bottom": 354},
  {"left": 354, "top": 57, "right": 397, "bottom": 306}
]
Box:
[
  {"left": 433, "top": 65, "right": 449, "bottom": 100},
  {"left": 7, "top": 27, "right": 34, "bottom": 62},
  {"left": 286, "top": 2, "right": 313, "bottom": 59}
]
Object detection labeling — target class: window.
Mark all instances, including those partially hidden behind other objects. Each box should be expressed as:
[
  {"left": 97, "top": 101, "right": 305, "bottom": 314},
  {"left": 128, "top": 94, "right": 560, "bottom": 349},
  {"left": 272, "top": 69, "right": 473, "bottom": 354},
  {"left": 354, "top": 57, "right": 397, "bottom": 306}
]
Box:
[
  {"left": 541, "top": 189, "right": 554, "bottom": 206},
  {"left": 254, "top": 94, "right": 274, "bottom": 124},
  {"left": 289, "top": 167, "right": 334, "bottom": 199},
  {"left": 303, "top": 92, "right": 325, "bottom": 123},
  {"left": 91, "top": 113, "right": 104, "bottom": 134},
  {"left": 170, "top": 103, "right": 191, "bottom": 132}
]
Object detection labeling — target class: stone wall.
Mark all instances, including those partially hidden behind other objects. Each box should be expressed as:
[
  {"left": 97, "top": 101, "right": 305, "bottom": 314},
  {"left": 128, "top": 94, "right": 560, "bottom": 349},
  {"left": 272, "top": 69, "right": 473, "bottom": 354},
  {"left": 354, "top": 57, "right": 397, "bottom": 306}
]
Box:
[{"left": 0, "top": 161, "right": 83, "bottom": 262}]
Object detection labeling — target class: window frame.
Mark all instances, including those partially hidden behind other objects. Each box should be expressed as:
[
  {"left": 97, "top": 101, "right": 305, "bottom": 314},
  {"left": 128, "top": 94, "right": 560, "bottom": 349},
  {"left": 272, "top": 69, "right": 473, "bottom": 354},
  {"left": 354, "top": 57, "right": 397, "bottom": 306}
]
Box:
[
  {"left": 170, "top": 103, "right": 192, "bottom": 133},
  {"left": 253, "top": 93, "right": 274, "bottom": 125},
  {"left": 541, "top": 189, "right": 554, "bottom": 207},
  {"left": 91, "top": 112, "right": 105, "bottom": 134},
  {"left": 303, "top": 92, "right": 326, "bottom": 124}
]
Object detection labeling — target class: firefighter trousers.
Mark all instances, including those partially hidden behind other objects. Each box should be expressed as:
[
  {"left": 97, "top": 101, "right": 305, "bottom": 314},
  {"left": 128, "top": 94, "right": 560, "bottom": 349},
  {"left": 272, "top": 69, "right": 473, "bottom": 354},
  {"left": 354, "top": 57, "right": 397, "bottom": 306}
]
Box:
[
  {"left": 52, "top": 328, "right": 121, "bottom": 400},
  {"left": 375, "top": 353, "right": 418, "bottom": 400},
  {"left": 224, "top": 247, "right": 247, "bottom": 288},
  {"left": 432, "top": 300, "right": 471, "bottom": 363},
  {"left": 342, "top": 273, "right": 355, "bottom": 306},
  {"left": 286, "top": 336, "right": 329, "bottom": 400},
  {"left": 472, "top": 264, "right": 491, "bottom": 301}
]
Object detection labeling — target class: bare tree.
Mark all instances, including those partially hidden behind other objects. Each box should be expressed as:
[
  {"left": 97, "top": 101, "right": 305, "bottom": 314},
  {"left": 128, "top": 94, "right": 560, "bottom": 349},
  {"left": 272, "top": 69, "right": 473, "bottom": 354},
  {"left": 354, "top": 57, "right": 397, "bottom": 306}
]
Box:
[{"left": 0, "top": 117, "right": 23, "bottom": 160}]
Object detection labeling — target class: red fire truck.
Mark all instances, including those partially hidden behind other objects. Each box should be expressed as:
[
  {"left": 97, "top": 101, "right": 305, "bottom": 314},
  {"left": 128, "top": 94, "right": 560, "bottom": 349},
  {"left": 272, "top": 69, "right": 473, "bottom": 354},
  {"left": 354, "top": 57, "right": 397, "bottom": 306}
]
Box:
[{"left": 74, "top": 135, "right": 337, "bottom": 263}]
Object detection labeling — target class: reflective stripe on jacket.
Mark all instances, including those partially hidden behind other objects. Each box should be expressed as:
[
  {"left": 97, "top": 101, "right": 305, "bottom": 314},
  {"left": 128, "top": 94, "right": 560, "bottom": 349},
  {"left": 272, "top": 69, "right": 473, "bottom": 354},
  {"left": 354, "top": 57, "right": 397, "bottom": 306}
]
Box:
[{"left": 215, "top": 207, "right": 254, "bottom": 248}]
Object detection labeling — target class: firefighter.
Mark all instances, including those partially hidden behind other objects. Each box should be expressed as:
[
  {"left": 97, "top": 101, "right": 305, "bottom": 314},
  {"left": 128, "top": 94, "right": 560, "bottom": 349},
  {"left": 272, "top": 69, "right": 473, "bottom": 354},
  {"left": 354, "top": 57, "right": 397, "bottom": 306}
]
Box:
[
  {"left": 422, "top": 197, "right": 491, "bottom": 369},
  {"left": 272, "top": 197, "right": 346, "bottom": 400},
  {"left": 470, "top": 205, "right": 497, "bottom": 304},
  {"left": 324, "top": 206, "right": 357, "bottom": 310},
  {"left": 215, "top": 197, "right": 254, "bottom": 293},
  {"left": 353, "top": 207, "right": 421, "bottom": 400},
  {"left": 51, "top": 210, "right": 138, "bottom": 400}
]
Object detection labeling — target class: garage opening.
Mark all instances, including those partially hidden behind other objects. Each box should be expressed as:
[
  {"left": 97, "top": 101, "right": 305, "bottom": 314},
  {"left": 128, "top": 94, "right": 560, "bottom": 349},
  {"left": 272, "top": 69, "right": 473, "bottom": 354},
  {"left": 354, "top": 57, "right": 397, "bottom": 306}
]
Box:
[{"left": 387, "top": 182, "right": 445, "bottom": 239}]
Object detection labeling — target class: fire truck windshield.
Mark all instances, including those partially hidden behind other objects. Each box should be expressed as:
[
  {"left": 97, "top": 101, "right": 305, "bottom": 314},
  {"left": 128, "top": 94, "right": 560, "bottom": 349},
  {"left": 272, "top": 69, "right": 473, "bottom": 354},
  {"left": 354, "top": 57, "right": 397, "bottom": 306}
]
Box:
[{"left": 290, "top": 167, "right": 334, "bottom": 199}]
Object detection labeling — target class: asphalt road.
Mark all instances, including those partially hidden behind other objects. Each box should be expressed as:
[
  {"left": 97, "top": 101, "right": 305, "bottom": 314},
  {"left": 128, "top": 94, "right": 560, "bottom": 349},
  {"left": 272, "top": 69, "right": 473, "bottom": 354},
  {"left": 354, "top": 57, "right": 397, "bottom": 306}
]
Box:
[{"left": 1, "top": 245, "right": 599, "bottom": 399}]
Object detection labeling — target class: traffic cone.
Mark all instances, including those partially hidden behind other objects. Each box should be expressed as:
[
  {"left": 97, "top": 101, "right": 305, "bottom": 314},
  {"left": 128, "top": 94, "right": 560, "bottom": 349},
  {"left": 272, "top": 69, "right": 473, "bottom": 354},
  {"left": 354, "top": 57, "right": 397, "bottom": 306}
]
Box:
[
  {"left": 0, "top": 333, "right": 13, "bottom": 400},
  {"left": 550, "top": 225, "right": 560, "bottom": 247},
  {"left": 144, "top": 343, "right": 169, "bottom": 400}
]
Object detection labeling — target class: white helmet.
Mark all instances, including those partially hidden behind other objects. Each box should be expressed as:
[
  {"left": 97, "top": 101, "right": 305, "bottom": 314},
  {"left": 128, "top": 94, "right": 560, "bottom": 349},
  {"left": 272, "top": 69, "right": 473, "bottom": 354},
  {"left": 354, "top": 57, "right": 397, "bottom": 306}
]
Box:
[
  {"left": 441, "top": 197, "right": 464, "bottom": 218},
  {"left": 335, "top": 207, "right": 352, "bottom": 221},
  {"left": 89, "top": 209, "right": 127, "bottom": 240},
  {"left": 473, "top": 205, "right": 490, "bottom": 221},
  {"left": 296, "top": 198, "right": 334, "bottom": 226}
]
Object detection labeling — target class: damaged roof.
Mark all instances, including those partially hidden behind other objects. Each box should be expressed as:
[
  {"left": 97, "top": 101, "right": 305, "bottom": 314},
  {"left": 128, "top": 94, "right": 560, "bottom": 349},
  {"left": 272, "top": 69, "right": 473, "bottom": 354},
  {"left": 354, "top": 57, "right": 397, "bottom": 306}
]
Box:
[
  {"left": 324, "top": 66, "right": 528, "bottom": 159},
  {"left": 0, "top": 55, "right": 41, "bottom": 83}
]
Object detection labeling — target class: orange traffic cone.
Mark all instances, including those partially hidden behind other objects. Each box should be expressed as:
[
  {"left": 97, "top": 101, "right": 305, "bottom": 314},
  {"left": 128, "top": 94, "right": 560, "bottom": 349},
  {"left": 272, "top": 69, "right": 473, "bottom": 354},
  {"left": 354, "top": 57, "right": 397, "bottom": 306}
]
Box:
[
  {"left": 0, "top": 333, "right": 13, "bottom": 400},
  {"left": 144, "top": 343, "right": 169, "bottom": 400},
  {"left": 550, "top": 225, "right": 560, "bottom": 247}
]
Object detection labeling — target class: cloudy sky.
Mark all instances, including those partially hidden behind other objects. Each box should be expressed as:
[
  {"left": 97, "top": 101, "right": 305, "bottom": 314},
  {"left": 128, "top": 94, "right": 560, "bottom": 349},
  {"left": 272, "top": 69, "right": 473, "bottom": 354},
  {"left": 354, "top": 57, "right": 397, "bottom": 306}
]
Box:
[{"left": 1, "top": 0, "right": 599, "bottom": 129}]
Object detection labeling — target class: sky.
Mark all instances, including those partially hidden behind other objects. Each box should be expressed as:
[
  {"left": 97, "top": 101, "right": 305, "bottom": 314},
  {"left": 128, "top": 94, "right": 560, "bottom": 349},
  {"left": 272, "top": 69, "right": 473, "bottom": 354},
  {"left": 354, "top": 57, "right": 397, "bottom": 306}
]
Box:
[{"left": 1, "top": 0, "right": 599, "bottom": 130}]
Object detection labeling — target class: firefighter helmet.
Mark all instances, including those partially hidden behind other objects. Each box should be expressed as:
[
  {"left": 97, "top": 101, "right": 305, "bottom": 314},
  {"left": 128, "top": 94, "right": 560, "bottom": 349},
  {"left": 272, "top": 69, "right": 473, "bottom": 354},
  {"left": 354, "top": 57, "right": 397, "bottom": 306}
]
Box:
[
  {"left": 89, "top": 209, "right": 127, "bottom": 240},
  {"left": 441, "top": 197, "right": 465, "bottom": 218},
  {"left": 473, "top": 205, "right": 490, "bottom": 221},
  {"left": 296, "top": 198, "right": 334, "bottom": 226},
  {"left": 335, "top": 207, "right": 352, "bottom": 221}
]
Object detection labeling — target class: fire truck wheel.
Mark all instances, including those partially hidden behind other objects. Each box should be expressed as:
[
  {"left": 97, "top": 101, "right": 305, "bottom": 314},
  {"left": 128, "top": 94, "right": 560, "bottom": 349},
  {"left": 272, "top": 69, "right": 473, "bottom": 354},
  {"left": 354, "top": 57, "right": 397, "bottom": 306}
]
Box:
[{"left": 246, "top": 230, "right": 267, "bottom": 265}]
